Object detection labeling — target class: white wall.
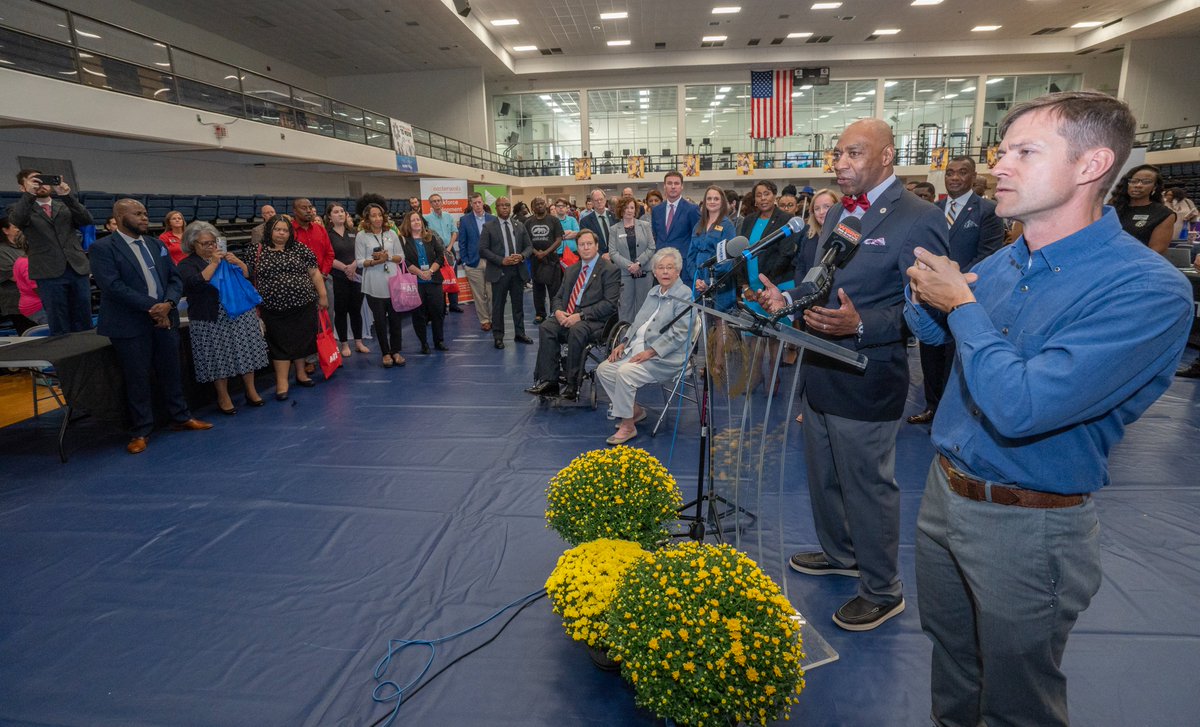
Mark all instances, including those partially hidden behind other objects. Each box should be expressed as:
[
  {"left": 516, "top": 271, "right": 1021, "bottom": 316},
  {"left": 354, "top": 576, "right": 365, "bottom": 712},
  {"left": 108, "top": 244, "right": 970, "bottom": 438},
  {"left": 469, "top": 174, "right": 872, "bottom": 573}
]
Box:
[
  {"left": 329, "top": 67, "right": 490, "bottom": 149},
  {"left": 52, "top": 0, "right": 329, "bottom": 93},
  {"left": 1119, "top": 37, "right": 1200, "bottom": 130}
]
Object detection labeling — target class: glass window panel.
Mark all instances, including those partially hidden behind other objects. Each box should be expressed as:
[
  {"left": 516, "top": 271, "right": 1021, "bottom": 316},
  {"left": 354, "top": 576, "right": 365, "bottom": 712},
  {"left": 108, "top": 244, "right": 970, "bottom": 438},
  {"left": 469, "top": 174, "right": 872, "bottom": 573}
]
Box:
[
  {"left": 0, "top": 0, "right": 72, "bottom": 42},
  {"left": 362, "top": 111, "right": 390, "bottom": 133},
  {"left": 295, "top": 110, "right": 334, "bottom": 136},
  {"left": 366, "top": 127, "right": 391, "bottom": 148},
  {"left": 587, "top": 86, "right": 674, "bottom": 161},
  {"left": 412, "top": 126, "right": 431, "bottom": 144},
  {"left": 415, "top": 142, "right": 431, "bottom": 157},
  {"left": 430, "top": 132, "right": 446, "bottom": 147},
  {"left": 783, "top": 80, "right": 874, "bottom": 153},
  {"left": 291, "top": 87, "right": 330, "bottom": 115},
  {"left": 241, "top": 71, "right": 291, "bottom": 104},
  {"left": 72, "top": 17, "right": 169, "bottom": 69},
  {"left": 882, "top": 77, "right": 977, "bottom": 164},
  {"left": 78, "top": 54, "right": 176, "bottom": 103},
  {"left": 177, "top": 77, "right": 244, "bottom": 117},
  {"left": 335, "top": 121, "right": 366, "bottom": 144},
  {"left": 245, "top": 95, "right": 295, "bottom": 129},
  {"left": 331, "top": 100, "right": 364, "bottom": 126},
  {"left": 493, "top": 91, "right": 581, "bottom": 165},
  {"left": 0, "top": 26, "right": 77, "bottom": 79},
  {"left": 170, "top": 50, "right": 240, "bottom": 91}
]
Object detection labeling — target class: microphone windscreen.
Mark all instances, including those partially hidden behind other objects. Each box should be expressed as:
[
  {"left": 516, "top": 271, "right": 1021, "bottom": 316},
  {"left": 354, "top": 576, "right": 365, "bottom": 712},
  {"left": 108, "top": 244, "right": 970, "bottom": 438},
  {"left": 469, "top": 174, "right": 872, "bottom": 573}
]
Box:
[
  {"left": 831, "top": 215, "right": 862, "bottom": 246},
  {"left": 726, "top": 236, "right": 749, "bottom": 257}
]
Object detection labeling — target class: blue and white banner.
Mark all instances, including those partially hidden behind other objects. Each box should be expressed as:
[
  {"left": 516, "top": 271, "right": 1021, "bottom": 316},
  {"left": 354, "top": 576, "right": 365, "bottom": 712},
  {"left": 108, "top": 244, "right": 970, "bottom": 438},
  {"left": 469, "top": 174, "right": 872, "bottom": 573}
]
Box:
[{"left": 391, "top": 119, "right": 418, "bottom": 173}]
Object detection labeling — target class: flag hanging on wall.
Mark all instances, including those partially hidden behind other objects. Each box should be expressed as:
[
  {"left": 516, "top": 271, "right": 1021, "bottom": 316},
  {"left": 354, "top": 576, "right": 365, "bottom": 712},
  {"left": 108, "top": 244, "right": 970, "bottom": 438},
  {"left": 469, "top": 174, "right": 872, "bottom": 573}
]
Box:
[{"left": 750, "top": 69, "right": 793, "bottom": 139}]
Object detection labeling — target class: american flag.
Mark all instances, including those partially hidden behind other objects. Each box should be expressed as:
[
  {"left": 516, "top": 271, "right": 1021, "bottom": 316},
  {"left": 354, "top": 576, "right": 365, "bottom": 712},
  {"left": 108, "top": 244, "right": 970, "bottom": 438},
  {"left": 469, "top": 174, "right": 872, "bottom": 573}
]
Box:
[{"left": 750, "top": 69, "right": 793, "bottom": 139}]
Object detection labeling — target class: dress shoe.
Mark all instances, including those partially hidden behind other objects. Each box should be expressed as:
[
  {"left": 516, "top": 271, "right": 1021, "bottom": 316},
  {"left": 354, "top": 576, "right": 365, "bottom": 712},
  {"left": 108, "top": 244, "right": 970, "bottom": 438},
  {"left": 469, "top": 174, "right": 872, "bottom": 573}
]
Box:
[
  {"left": 219, "top": 404, "right": 237, "bottom": 416},
  {"left": 420, "top": 344, "right": 431, "bottom": 355},
  {"left": 393, "top": 355, "right": 406, "bottom": 366},
  {"left": 833, "top": 595, "right": 906, "bottom": 632},
  {"left": 169, "top": 418, "right": 214, "bottom": 431},
  {"left": 275, "top": 391, "right": 289, "bottom": 401},
  {"left": 514, "top": 334, "right": 534, "bottom": 345},
  {"left": 559, "top": 385, "right": 578, "bottom": 401},
  {"left": 481, "top": 322, "right": 492, "bottom": 332},
  {"left": 449, "top": 306, "right": 464, "bottom": 313},
  {"left": 296, "top": 378, "right": 316, "bottom": 388},
  {"left": 534, "top": 315, "right": 545, "bottom": 323},
  {"left": 435, "top": 343, "right": 449, "bottom": 351},
  {"left": 525, "top": 380, "right": 559, "bottom": 396},
  {"left": 494, "top": 340, "right": 505, "bottom": 349},
  {"left": 1177, "top": 361, "right": 1200, "bottom": 378},
  {"left": 606, "top": 427, "right": 637, "bottom": 445},
  {"left": 126, "top": 436, "right": 148, "bottom": 454},
  {"left": 789, "top": 551, "right": 860, "bottom": 577},
  {"left": 304, "top": 362, "right": 316, "bottom": 375},
  {"left": 246, "top": 396, "right": 266, "bottom": 407},
  {"left": 906, "top": 409, "right": 935, "bottom": 424}
]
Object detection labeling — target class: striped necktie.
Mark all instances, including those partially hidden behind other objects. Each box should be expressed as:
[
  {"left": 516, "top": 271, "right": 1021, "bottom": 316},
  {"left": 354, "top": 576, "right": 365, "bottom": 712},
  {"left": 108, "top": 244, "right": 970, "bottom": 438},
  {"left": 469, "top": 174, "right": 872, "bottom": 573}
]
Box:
[
  {"left": 946, "top": 200, "right": 958, "bottom": 229},
  {"left": 566, "top": 264, "right": 589, "bottom": 314}
]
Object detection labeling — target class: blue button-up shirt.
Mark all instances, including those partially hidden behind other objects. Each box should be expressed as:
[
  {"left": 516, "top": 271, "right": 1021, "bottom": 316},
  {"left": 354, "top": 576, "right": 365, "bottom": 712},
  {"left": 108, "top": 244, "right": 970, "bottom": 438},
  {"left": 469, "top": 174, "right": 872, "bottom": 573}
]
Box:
[
  {"left": 904, "top": 207, "right": 1192, "bottom": 493},
  {"left": 425, "top": 210, "right": 458, "bottom": 252}
]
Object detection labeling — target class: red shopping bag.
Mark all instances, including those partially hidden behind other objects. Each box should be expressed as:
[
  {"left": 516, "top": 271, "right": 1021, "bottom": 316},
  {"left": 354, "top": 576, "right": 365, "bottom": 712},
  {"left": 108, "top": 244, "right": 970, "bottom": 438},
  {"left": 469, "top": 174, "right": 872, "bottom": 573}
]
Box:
[
  {"left": 560, "top": 246, "right": 579, "bottom": 270},
  {"left": 316, "top": 309, "right": 342, "bottom": 379}
]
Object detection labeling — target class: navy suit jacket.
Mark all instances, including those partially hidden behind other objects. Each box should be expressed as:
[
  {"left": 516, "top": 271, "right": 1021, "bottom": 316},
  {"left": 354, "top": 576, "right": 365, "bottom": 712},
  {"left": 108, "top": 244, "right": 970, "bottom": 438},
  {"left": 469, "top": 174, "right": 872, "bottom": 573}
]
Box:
[
  {"left": 941, "top": 193, "right": 1005, "bottom": 271},
  {"left": 651, "top": 198, "right": 700, "bottom": 266},
  {"left": 579, "top": 210, "right": 618, "bottom": 255},
  {"left": 456, "top": 212, "right": 496, "bottom": 267},
  {"left": 796, "top": 178, "right": 949, "bottom": 421},
  {"left": 90, "top": 232, "right": 182, "bottom": 339}
]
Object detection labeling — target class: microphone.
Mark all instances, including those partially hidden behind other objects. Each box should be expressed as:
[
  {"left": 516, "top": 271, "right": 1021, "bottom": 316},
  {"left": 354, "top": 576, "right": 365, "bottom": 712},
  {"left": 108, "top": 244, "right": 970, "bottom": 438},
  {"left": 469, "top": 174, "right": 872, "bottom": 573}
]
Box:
[
  {"left": 772, "top": 216, "right": 863, "bottom": 322},
  {"left": 740, "top": 216, "right": 806, "bottom": 260},
  {"left": 699, "top": 236, "right": 749, "bottom": 270}
]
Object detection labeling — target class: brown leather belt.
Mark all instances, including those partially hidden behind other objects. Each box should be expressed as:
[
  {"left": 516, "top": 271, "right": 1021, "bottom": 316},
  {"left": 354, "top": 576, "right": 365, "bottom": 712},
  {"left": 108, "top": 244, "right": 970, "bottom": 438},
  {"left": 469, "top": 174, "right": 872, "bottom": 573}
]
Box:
[{"left": 937, "top": 455, "right": 1087, "bottom": 509}]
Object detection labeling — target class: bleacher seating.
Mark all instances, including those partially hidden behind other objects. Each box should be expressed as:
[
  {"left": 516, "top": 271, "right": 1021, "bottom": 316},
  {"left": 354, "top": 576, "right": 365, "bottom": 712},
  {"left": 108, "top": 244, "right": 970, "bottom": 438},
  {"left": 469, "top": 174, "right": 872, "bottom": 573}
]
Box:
[
  {"left": 236, "top": 197, "right": 256, "bottom": 222},
  {"left": 216, "top": 197, "right": 238, "bottom": 222},
  {"left": 196, "top": 198, "right": 218, "bottom": 221},
  {"left": 145, "top": 195, "right": 174, "bottom": 224},
  {"left": 172, "top": 196, "right": 198, "bottom": 221}
]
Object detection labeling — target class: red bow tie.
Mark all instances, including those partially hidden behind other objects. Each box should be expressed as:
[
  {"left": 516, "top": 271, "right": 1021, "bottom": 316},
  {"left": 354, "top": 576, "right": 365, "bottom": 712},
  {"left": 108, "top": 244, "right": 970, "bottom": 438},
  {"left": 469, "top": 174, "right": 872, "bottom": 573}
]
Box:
[{"left": 841, "top": 193, "right": 870, "bottom": 212}]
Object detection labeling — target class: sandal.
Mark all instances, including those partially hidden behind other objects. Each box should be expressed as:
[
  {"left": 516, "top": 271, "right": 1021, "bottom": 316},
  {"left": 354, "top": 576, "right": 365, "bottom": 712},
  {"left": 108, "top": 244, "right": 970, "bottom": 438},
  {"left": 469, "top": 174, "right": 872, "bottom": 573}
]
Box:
[
  {"left": 356, "top": 341, "right": 371, "bottom": 354},
  {"left": 382, "top": 354, "right": 394, "bottom": 368},
  {"left": 393, "top": 355, "right": 406, "bottom": 367}
]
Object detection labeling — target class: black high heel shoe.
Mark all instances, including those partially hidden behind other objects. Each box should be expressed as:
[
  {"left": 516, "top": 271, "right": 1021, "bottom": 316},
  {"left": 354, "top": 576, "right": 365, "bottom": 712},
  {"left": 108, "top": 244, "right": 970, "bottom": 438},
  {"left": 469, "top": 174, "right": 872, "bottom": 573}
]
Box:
[{"left": 246, "top": 396, "right": 266, "bottom": 407}]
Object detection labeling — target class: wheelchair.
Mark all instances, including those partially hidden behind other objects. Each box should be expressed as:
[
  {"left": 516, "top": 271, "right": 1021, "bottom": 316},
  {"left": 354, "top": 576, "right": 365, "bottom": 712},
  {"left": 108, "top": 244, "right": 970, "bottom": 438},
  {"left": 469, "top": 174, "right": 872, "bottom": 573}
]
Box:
[{"left": 537, "top": 314, "right": 627, "bottom": 409}]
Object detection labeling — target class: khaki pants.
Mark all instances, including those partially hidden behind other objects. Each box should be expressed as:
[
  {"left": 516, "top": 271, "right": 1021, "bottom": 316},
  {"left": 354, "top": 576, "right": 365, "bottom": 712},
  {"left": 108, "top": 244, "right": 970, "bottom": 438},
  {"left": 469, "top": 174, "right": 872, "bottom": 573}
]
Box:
[{"left": 464, "top": 262, "right": 491, "bottom": 325}]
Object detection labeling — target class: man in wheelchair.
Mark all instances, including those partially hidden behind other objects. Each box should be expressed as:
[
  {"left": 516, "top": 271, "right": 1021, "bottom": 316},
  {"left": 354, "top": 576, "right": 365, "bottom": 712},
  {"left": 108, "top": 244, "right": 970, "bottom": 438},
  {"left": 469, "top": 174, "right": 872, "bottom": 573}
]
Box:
[{"left": 526, "top": 230, "right": 620, "bottom": 400}]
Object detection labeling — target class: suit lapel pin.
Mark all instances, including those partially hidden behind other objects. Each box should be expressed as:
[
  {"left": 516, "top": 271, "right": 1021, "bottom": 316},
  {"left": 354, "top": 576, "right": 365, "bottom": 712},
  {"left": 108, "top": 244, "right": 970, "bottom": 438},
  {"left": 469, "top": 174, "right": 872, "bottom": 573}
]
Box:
[{"left": 878, "top": 207, "right": 887, "bottom": 215}]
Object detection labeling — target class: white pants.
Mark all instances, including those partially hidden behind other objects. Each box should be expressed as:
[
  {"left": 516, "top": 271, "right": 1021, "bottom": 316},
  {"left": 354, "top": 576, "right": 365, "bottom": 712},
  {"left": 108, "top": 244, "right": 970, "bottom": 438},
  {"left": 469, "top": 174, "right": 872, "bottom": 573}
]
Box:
[
  {"left": 596, "top": 357, "right": 660, "bottom": 420},
  {"left": 464, "top": 262, "right": 491, "bottom": 325}
]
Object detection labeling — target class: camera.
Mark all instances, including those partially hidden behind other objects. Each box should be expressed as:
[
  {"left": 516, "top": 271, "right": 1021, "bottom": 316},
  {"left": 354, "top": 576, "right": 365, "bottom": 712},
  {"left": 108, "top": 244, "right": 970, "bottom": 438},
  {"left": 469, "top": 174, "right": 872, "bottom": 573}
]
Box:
[{"left": 35, "top": 174, "right": 62, "bottom": 187}]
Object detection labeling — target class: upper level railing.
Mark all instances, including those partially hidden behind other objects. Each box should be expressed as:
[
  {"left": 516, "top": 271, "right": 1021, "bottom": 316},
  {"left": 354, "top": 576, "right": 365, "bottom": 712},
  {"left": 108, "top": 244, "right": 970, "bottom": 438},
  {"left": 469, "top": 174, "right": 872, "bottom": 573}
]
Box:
[
  {"left": 1135, "top": 125, "right": 1200, "bottom": 152},
  {"left": 0, "top": 0, "right": 515, "bottom": 172}
]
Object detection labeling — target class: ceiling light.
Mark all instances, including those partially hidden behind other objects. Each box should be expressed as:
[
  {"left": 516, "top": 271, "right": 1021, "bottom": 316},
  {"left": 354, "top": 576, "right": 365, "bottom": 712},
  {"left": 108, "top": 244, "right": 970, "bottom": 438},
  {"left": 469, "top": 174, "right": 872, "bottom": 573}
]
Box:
[
  {"left": 552, "top": 108, "right": 564, "bottom": 113},
  {"left": 639, "top": 89, "right": 649, "bottom": 95},
  {"left": 792, "top": 92, "right": 801, "bottom": 97},
  {"left": 513, "top": 45, "right": 538, "bottom": 51},
  {"left": 851, "top": 96, "right": 865, "bottom": 102},
  {"left": 961, "top": 86, "right": 976, "bottom": 92},
  {"left": 942, "top": 94, "right": 958, "bottom": 99},
  {"left": 75, "top": 30, "right": 102, "bottom": 38},
  {"left": 599, "top": 11, "right": 628, "bottom": 20},
  {"left": 873, "top": 28, "right": 901, "bottom": 35},
  {"left": 972, "top": 25, "right": 1001, "bottom": 32},
  {"left": 607, "top": 39, "right": 631, "bottom": 46},
  {"left": 917, "top": 88, "right": 934, "bottom": 93},
  {"left": 949, "top": 78, "right": 966, "bottom": 82},
  {"left": 712, "top": 6, "right": 741, "bottom": 13},
  {"left": 864, "top": 90, "right": 876, "bottom": 95},
  {"left": 812, "top": 2, "right": 842, "bottom": 8},
  {"left": 986, "top": 77, "right": 1005, "bottom": 84},
  {"left": 715, "top": 94, "right": 726, "bottom": 100},
  {"left": 737, "top": 94, "right": 749, "bottom": 98},
  {"left": 1071, "top": 21, "right": 1103, "bottom": 28},
  {"left": 490, "top": 18, "right": 519, "bottom": 26},
  {"left": 685, "top": 96, "right": 698, "bottom": 100},
  {"left": 702, "top": 35, "right": 727, "bottom": 42},
  {"left": 539, "top": 94, "right": 552, "bottom": 100},
  {"left": 546, "top": 102, "right": 558, "bottom": 107},
  {"left": 800, "top": 84, "right": 813, "bottom": 90},
  {"left": 718, "top": 86, "right": 731, "bottom": 92},
  {"left": 884, "top": 81, "right": 898, "bottom": 87},
  {"left": 911, "top": 0, "right": 942, "bottom": 5},
  {"left": 788, "top": 32, "right": 814, "bottom": 38},
  {"left": 710, "top": 101, "right": 721, "bottom": 106}
]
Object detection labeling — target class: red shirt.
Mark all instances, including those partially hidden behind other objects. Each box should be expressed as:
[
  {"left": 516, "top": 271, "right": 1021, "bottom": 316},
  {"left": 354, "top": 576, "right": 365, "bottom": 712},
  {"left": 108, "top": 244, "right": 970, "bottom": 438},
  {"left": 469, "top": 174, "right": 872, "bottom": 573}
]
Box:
[
  {"left": 292, "top": 219, "right": 334, "bottom": 275},
  {"left": 158, "top": 231, "right": 185, "bottom": 264},
  {"left": 13, "top": 256, "right": 42, "bottom": 317}
]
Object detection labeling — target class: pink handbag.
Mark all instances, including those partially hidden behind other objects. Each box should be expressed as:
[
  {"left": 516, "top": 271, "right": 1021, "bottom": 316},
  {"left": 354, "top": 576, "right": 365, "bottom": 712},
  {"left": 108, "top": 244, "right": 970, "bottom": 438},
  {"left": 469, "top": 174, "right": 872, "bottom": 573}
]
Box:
[{"left": 388, "top": 261, "right": 421, "bottom": 312}]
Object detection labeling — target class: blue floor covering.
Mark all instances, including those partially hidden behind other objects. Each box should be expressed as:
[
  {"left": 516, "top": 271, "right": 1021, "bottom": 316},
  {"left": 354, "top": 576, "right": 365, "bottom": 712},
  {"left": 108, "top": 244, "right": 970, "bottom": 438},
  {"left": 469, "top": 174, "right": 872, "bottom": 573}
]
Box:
[{"left": 2, "top": 300, "right": 1199, "bottom": 726}]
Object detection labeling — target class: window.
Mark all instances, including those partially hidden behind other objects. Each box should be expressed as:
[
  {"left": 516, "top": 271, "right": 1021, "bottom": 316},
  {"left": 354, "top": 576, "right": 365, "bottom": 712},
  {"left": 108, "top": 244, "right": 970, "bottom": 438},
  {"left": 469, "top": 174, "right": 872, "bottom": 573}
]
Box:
[
  {"left": 684, "top": 84, "right": 749, "bottom": 157},
  {"left": 982, "top": 74, "right": 1081, "bottom": 146},
  {"left": 588, "top": 86, "right": 677, "bottom": 160},
  {"left": 883, "top": 78, "right": 977, "bottom": 164},
  {"left": 493, "top": 91, "right": 581, "bottom": 164},
  {"left": 782, "top": 80, "right": 876, "bottom": 153}
]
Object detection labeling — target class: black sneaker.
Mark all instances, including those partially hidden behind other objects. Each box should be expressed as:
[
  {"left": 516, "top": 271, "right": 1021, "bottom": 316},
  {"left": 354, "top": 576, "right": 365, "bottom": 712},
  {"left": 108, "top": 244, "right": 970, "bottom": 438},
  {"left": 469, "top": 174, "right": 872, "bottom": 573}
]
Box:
[
  {"left": 833, "top": 596, "right": 905, "bottom": 632},
  {"left": 789, "top": 551, "right": 860, "bottom": 577},
  {"left": 1176, "top": 361, "right": 1200, "bottom": 379}
]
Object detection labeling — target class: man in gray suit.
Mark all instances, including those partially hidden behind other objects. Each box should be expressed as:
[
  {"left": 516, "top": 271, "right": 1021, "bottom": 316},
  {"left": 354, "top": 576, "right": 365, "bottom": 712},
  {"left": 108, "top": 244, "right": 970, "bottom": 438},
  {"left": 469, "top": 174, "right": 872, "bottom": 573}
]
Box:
[
  {"left": 527, "top": 230, "right": 620, "bottom": 400},
  {"left": 479, "top": 197, "right": 534, "bottom": 348},
  {"left": 7, "top": 169, "right": 94, "bottom": 334},
  {"left": 759, "top": 118, "right": 949, "bottom": 631},
  {"left": 908, "top": 156, "right": 1005, "bottom": 424}
]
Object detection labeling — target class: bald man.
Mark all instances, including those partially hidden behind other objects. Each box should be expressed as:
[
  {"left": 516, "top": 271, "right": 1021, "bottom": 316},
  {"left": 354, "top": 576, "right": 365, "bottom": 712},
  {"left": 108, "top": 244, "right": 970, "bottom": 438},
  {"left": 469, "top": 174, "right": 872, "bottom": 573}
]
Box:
[
  {"left": 758, "top": 118, "right": 948, "bottom": 631},
  {"left": 90, "top": 199, "right": 212, "bottom": 453}
]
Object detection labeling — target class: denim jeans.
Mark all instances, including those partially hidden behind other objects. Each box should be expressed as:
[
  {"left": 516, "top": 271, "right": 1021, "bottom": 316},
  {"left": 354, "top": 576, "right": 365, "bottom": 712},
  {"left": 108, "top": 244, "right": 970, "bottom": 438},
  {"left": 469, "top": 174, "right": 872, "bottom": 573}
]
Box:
[{"left": 916, "top": 459, "right": 1101, "bottom": 727}]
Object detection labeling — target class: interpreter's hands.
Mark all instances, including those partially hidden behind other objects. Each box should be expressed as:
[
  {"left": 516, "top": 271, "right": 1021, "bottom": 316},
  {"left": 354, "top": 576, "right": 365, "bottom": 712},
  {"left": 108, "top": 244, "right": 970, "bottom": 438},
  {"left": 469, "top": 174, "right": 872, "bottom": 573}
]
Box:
[
  {"left": 755, "top": 274, "right": 788, "bottom": 313},
  {"left": 805, "top": 289, "right": 861, "bottom": 337},
  {"left": 608, "top": 342, "right": 625, "bottom": 362},
  {"left": 629, "top": 349, "right": 655, "bottom": 364},
  {"left": 907, "top": 247, "right": 979, "bottom": 313}
]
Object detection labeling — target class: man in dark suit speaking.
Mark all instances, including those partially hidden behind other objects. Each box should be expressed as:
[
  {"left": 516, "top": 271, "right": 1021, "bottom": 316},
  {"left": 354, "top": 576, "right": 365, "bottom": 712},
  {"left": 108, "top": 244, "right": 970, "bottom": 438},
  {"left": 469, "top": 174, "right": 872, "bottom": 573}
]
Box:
[
  {"left": 479, "top": 197, "right": 534, "bottom": 349},
  {"left": 90, "top": 199, "right": 212, "bottom": 454},
  {"left": 908, "top": 156, "right": 1005, "bottom": 425},
  {"left": 526, "top": 229, "right": 620, "bottom": 400},
  {"left": 758, "top": 118, "right": 949, "bottom": 631}
]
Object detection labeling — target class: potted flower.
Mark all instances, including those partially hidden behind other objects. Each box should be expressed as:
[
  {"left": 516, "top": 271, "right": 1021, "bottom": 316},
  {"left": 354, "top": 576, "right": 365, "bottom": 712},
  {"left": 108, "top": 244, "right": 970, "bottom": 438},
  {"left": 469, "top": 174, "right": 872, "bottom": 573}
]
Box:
[
  {"left": 545, "top": 446, "right": 682, "bottom": 550},
  {"left": 544, "top": 538, "right": 650, "bottom": 669},
  {"left": 605, "top": 541, "right": 805, "bottom": 726}
]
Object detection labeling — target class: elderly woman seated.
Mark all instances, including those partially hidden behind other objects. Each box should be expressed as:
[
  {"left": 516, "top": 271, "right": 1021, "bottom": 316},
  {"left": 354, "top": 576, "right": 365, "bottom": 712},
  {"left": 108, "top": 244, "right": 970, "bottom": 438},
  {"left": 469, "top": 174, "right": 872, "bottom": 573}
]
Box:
[{"left": 596, "top": 247, "right": 694, "bottom": 445}]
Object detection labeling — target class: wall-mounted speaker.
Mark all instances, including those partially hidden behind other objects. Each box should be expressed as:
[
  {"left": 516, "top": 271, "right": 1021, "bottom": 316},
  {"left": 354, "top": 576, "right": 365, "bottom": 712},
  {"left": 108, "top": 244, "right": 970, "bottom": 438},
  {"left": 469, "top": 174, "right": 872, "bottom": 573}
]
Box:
[
  {"left": 499, "top": 101, "right": 511, "bottom": 116},
  {"left": 453, "top": 0, "right": 471, "bottom": 18}
]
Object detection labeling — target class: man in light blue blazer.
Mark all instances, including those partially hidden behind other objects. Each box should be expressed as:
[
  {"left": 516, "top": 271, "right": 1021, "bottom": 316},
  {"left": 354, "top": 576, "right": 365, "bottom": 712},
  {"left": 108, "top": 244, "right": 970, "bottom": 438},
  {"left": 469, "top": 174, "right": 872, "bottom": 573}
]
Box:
[
  {"left": 90, "top": 199, "right": 211, "bottom": 454},
  {"left": 651, "top": 171, "right": 700, "bottom": 281}
]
